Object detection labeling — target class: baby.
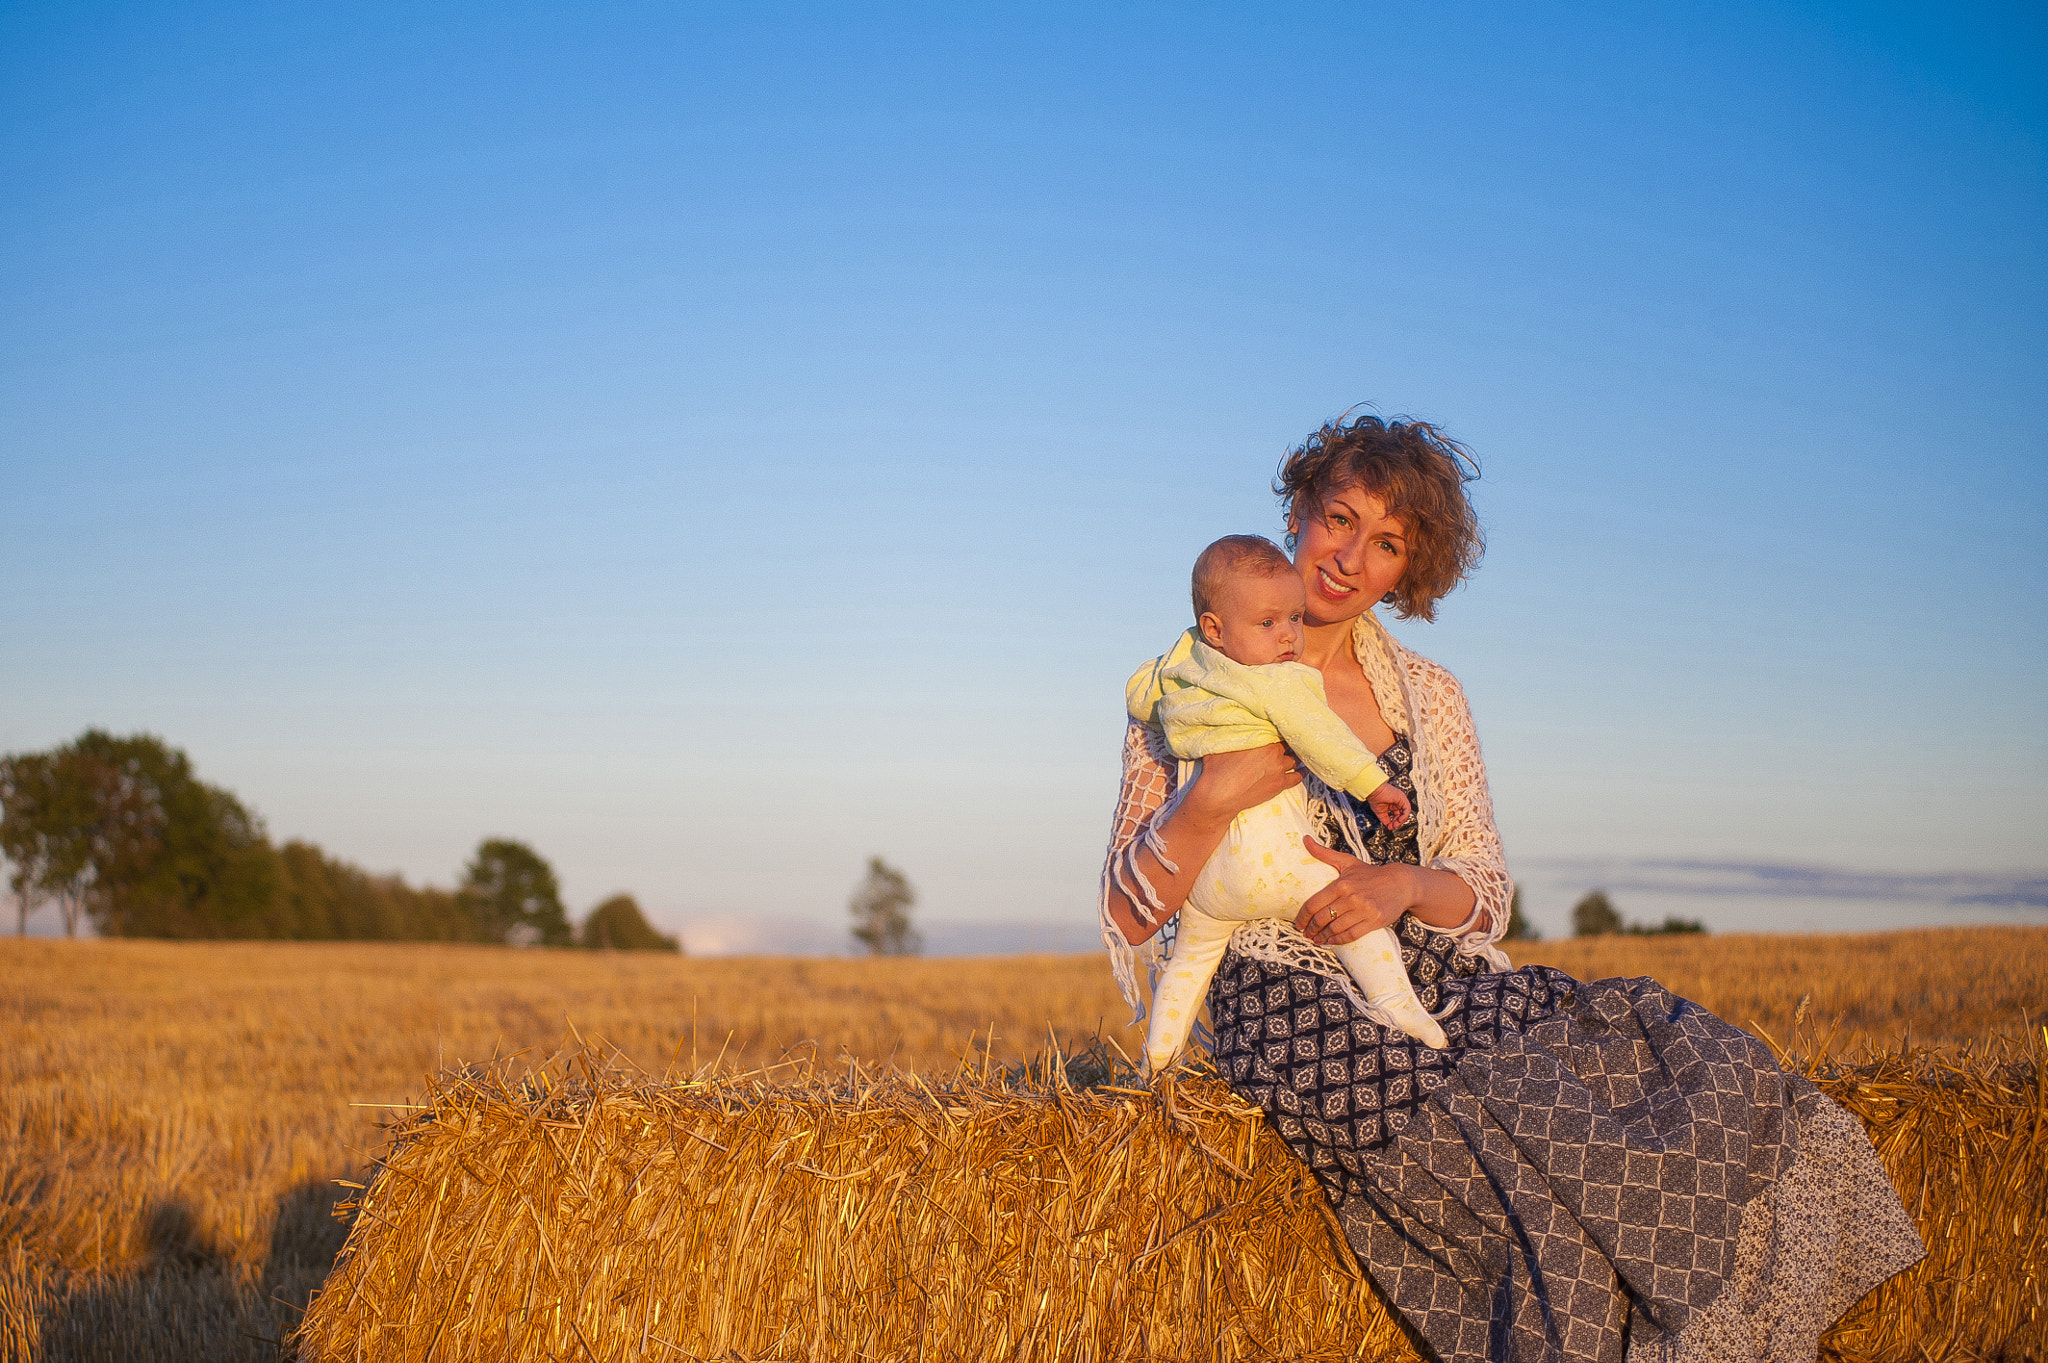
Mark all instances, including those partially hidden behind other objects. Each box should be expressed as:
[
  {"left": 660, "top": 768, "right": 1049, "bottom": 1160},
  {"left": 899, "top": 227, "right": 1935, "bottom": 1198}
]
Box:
[{"left": 1126, "top": 534, "right": 1448, "bottom": 1073}]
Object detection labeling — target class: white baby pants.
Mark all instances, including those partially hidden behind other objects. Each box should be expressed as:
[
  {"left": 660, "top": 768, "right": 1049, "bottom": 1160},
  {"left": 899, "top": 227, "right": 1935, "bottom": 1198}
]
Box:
[{"left": 1144, "top": 784, "right": 1447, "bottom": 1074}]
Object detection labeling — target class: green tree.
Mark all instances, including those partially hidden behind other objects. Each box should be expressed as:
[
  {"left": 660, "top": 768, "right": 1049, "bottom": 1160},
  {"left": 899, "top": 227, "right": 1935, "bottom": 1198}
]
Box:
[
  {"left": 274, "top": 840, "right": 477, "bottom": 942},
  {"left": 579, "top": 894, "right": 682, "bottom": 952},
  {"left": 0, "top": 731, "right": 271, "bottom": 939},
  {"left": 7, "top": 730, "right": 531, "bottom": 943},
  {"left": 75, "top": 733, "right": 280, "bottom": 939},
  {"left": 5, "top": 739, "right": 155, "bottom": 936},
  {"left": 0, "top": 751, "right": 63, "bottom": 935},
  {"left": 458, "top": 838, "right": 572, "bottom": 946},
  {"left": 1571, "top": 890, "right": 1622, "bottom": 938},
  {"left": 849, "top": 857, "right": 919, "bottom": 956}
]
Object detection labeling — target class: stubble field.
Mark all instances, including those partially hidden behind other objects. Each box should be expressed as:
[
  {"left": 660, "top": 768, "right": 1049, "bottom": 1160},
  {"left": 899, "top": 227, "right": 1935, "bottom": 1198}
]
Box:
[{"left": 1, "top": 925, "right": 2043, "bottom": 1361}]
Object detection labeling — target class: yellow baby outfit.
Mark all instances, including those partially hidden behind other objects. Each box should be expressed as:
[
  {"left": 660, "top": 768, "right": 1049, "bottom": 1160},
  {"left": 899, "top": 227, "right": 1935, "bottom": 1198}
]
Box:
[{"left": 1126, "top": 630, "right": 1448, "bottom": 1071}]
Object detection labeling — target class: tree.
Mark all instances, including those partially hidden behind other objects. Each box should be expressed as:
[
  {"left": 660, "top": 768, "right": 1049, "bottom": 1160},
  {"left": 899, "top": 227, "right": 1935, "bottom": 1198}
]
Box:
[
  {"left": 849, "top": 857, "right": 919, "bottom": 956},
  {"left": 579, "top": 894, "right": 682, "bottom": 952},
  {"left": 273, "top": 840, "right": 478, "bottom": 942},
  {"left": 1571, "top": 890, "right": 1622, "bottom": 938},
  {"left": 0, "top": 752, "right": 60, "bottom": 935},
  {"left": 1500, "top": 885, "right": 1538, "bottom": 941},
  {"left": 70, "top": 732, "right": 280, "bottom": 939},
  {"left": 1567, "top": 889, "right": 1708, "bottom": 938},
  {"left": 458, "top": 839, "right": 573, "bottom": 946},
  {"left": 8, "top": 731, "right": 578, "bottom": 944},
  {"left": 0, "top": 731, "right": 250, "bottom": 939}
]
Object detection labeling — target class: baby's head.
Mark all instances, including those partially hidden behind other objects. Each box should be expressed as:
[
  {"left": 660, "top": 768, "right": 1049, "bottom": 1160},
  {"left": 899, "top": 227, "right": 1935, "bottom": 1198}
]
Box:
[{"left": 1191, "top": 535, "right": 1305, "bottom": 666}]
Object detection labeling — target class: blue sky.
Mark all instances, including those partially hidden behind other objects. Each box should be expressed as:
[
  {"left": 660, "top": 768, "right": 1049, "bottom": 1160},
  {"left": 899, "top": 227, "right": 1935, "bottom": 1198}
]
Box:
[{"left": 3, "top": 2, "right": 2043, "bottom": 947}]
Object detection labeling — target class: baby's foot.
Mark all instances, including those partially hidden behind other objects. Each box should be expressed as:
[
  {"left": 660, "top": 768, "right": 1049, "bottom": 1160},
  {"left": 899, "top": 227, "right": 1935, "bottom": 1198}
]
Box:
[{"left": 1366, "top": 783, "right": 1412, "bottom": 829}]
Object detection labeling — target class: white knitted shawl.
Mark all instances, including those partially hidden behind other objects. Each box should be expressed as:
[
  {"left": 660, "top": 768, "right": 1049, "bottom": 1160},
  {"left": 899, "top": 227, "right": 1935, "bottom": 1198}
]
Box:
[{"left": 1099, "top": 609, "right": 1515, "bottom": 1020}]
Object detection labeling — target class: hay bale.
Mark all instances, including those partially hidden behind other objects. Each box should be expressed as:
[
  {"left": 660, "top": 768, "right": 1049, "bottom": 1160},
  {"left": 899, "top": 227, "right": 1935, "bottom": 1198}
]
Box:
[
  {"left": 297, "top": 1037, "right": 2047, "bottom": 1362},
  {"left": 1802, "top": 1039, "right": 2047, "bottom": 1363}
]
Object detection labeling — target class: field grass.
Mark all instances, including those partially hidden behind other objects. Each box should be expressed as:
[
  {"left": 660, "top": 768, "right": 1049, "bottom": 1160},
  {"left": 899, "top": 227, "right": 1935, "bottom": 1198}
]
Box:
[{"left": 1, "top": 925, "right": 2043, "bottom": 1360}]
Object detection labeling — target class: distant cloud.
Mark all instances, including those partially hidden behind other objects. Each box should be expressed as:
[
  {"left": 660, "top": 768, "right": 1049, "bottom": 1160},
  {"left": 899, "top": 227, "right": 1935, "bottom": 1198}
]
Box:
[
  {"left": 1524, "top": 858, "right": 2048, "bottom": 909},
  {"left": 668, "top": 914, "right": 833, "bottom": 956}
]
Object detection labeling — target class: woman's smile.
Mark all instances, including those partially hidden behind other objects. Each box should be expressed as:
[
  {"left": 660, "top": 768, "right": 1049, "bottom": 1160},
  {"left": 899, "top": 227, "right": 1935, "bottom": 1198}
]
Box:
[{"left": 1314, "top": 566, "right": 1358, "bottom": 601}]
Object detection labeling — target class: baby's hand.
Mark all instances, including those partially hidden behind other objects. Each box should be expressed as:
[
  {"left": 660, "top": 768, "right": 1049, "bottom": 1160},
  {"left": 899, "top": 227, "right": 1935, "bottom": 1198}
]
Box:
[{"left": 1365, "top": 782, "right": 1412, "bottom": 830}]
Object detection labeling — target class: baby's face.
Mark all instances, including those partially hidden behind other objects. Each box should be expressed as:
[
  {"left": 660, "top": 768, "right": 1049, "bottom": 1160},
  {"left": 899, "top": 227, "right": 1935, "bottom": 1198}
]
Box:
[{"left": 1200, "top": 571, "right": 1307, "bottom": 666}]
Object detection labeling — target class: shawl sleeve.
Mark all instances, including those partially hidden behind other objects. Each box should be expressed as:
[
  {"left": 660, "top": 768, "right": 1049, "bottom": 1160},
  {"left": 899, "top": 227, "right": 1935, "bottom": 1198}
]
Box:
[
  {"left": 1098, "top": 717, "right": 1183, "bottom": 1016},
  {"left": 1406, "top": 654, "right": 1515, "bottom": 968}
]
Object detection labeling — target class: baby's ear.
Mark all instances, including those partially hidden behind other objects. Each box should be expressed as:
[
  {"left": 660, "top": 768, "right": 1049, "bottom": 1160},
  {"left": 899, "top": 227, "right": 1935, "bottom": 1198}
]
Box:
[{"left": 1197, "top": 612, "right": 1225, "bottom": 646}]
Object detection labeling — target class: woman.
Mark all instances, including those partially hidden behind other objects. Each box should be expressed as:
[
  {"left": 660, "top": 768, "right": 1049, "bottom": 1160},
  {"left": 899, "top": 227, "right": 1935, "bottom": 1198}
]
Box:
[{"left": 1100, "top": 414, "right": 1922, "bottom": 1363}]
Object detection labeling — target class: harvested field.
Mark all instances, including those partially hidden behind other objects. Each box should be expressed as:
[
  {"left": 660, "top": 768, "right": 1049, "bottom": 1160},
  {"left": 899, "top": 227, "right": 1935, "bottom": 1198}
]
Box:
[
  {"left": 1503, "top": 929, "right": 2045, "bottom": 1050},
  {"left": 1, "top": 927, "right": 2043, "bottom": 1360}
]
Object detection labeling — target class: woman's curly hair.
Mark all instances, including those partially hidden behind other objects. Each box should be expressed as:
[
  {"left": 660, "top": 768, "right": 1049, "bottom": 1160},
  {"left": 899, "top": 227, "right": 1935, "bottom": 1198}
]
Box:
[{"left": 1275, "top": 412, "right": 1484, "bottom": 622}]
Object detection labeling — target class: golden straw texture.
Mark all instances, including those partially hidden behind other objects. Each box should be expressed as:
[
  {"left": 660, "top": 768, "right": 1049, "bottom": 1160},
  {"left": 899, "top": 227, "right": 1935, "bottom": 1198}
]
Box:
[
  {"left": 297, "top": 1031, "right": 2048, "bottom": 1363},
  {"left": 300, "top": 1045, "right": 1412, "bottom": 1363}
]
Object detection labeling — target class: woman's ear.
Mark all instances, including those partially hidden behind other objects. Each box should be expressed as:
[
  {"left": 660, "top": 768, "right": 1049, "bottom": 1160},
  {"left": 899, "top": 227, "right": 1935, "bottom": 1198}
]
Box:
[{"left": 1197, "top": 612, "right": 1226, "bottom": 647}]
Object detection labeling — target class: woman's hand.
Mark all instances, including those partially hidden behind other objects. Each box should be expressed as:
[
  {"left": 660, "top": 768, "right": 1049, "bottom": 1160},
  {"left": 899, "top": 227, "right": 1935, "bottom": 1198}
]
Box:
[
  {"left": 1295, "top": 836, "right": 1420, "bottom": 946},
  {"left": 1181, "top": 743, "right": 1302, "bottom": 826}
]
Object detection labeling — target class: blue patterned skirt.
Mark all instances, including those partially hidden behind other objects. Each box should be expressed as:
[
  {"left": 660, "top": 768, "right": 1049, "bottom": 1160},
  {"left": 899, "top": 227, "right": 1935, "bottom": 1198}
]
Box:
[{"left": 1203, "top": 775, "right": 1923, "bottom": 1363}]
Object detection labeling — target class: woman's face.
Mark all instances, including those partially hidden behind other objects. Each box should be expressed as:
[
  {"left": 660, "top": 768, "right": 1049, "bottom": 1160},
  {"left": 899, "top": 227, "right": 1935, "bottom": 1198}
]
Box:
[{"left": 1291, "top": 483, "right": 1411, "bottom": 626}]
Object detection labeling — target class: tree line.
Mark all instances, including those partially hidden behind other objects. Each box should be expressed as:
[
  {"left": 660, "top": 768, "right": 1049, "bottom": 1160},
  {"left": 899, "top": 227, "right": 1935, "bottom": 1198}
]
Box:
[
  {"left": 1416, "top": 885, "right": 1703, "bottom": 943},
  {"left": 0, "top": 730, "right": 678, "bottom": 950},
  {"left": 1570, "top": 890, "right": 1705, "bottom": 937}
]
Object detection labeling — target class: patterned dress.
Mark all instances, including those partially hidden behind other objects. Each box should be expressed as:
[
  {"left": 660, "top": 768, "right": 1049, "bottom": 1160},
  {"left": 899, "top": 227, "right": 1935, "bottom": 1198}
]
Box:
[{"left": 1206, "top": 743, "right": 1926, "bottom": 1363}]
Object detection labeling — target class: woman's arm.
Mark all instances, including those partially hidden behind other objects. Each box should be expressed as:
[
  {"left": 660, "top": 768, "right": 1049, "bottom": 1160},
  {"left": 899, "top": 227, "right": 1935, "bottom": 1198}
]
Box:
[
  {"left": 1104, "top": 742, "right": 1304, "bottom": 945},
  {"left": 1409, "top": 662, "right": 1511, "bottom": 951},
  {"left": 1293, "top": 838, "right": 1476, "bottom": 946},
  {"left": 1291, "top": 658, "right": 1510, "bottom": 952}
]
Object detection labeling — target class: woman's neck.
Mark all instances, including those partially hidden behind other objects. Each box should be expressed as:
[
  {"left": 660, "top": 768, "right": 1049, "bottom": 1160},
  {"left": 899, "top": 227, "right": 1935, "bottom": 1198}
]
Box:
[{"left": 1297, "top": 613, "right": 1362, "bottom": 674}]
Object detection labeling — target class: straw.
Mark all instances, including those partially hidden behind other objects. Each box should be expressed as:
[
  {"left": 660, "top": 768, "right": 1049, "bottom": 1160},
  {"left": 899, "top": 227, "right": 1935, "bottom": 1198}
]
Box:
[{"left": 296, "top": 1031, "right": 2047, "bottom": 1363}]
